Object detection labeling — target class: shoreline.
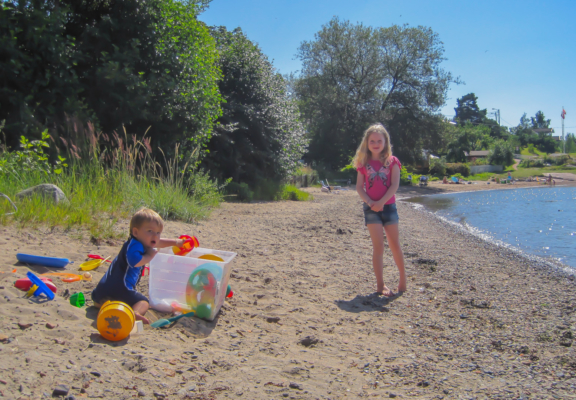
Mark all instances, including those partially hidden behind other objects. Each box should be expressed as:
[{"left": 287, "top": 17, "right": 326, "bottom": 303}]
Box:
[
  {"left": 397, "top": 185, "right": 576, "bottom": 278},
  {"left": 1, "top": 187, "right": 575, "bottom": 399}
]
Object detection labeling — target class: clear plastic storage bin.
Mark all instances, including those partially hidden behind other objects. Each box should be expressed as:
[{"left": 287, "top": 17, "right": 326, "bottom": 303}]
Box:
[{"left": 149, "top": 247, "right": 236, "bottom": 321}]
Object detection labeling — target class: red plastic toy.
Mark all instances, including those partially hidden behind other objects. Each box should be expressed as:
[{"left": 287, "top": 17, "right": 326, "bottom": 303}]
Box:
[
  {"left": 15, "top": 276, "right": 57, "bottom": 294},
  {"left": 172, "top": 235, "right": 199, "bottom": 256}
]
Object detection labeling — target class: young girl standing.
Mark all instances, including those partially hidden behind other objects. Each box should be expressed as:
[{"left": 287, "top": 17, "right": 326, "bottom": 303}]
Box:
[{"left": 353, "top": 124, "right": 407, "bottom": 296}]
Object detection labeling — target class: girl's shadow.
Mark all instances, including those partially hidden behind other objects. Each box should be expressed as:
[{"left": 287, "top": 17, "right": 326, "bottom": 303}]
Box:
[{"left": 335, "top": 292, "right": 402, "bottom": 313}]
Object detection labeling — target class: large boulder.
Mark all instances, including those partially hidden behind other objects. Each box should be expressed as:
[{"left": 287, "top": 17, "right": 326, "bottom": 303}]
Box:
[{"left": 16, "top": 184, "right": 68, "bottom": 204}]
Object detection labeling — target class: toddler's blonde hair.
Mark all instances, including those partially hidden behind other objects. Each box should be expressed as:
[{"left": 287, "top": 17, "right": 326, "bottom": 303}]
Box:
[
  {"left": 130, "top": 208, "right": 164, "bottom": 234},
  {"left": 352, "top": 123, "right": 392, "bottom": 169}
]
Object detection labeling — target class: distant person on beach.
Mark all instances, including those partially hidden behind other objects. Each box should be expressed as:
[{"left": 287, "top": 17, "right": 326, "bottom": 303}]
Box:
[
  {"left": 353, "top": 124, "right": 407, "bottom": 297},
  {"left": 443, "top": 176, "right": 448, "bottom": 184},
  {"left": 91, "top": 208, "right": 186, "bottom": 324}
]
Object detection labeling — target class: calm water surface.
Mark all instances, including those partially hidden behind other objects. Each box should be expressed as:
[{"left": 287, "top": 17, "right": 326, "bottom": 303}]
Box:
[{"left": 404, "top": 187, "right": 576, "bottom": 270}]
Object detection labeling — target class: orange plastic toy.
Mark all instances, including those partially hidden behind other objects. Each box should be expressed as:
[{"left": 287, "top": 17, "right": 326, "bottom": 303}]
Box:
[{"left": 172, "top": 235, "right": 199, "bottom": 256}]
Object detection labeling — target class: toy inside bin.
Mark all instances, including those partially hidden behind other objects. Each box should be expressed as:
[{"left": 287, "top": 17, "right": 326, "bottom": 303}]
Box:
[{"left": 149, "top": 247, "right": 236, "bottom": 321}]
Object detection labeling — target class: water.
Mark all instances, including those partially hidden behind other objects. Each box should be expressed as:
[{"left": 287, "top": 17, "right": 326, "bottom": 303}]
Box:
[{"left": 404, "top": 187, "right": 576, "bottom": 270}]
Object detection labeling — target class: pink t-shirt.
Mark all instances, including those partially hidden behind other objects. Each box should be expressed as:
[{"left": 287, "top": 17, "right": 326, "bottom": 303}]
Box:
[{"left": 357, "top": 156, "right": 401, "bottom": 204}]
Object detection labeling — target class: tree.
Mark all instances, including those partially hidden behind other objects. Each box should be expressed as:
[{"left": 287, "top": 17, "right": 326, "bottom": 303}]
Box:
[
  {"left": 566, "top": 133, "right": 576, "bottom": 153},
  {"left": 445, "top": 123, "right": 492, "bottom": 162},
  {"left": 454, "top": 93, "right": 487, "bottom": 126},
  {"left": 0, "top": 0, "right": 223, "bottom": 152},
  {"left": 201, "top": 27, "right": 307, "bottom": 186},
  {"left": 488, "top": 140, "right": 514, "bottom": 166},
  {"left": 531, "top": 110, "right": 551, "bottom": 129},
  {"left": 294, "top": 17, "right": 457, "bottom": 168}
]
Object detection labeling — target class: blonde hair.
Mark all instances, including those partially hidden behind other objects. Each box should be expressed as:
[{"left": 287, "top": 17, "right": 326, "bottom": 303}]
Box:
[
  {"left": 352, "top": 124, "right": 392, "bottom": 169},
  {"left": 130, "top": 208, "right": 164, "bottom": 234}
]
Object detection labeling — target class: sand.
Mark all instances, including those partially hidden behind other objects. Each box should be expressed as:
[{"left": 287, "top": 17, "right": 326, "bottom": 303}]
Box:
[{"left": 1, "top": 183, "right": 575, "bottom": 399}]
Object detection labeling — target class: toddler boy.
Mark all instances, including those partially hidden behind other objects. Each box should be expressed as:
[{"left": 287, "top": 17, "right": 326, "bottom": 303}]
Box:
[{"left": 91, "top": 208, "right": 185, "bottom": 323}]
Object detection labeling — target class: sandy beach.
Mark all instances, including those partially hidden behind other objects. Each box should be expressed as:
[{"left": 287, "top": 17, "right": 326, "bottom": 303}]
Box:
[{"left": 1, "top": 183, "right": 575, "bottom": 399}]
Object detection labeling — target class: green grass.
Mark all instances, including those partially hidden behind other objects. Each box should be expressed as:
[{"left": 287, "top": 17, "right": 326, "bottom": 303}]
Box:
[
  {"left": 466, "top": 166, "right": 576, "bottom": 182},
  {"left": 278, "top": 184, "right": 313, "bottom": 201},
  {"left": 520, "top": 147, "right": 547, "bottom": 157},
  {"left": 0, "top": 133, "right": 223, "bottom": 239}
]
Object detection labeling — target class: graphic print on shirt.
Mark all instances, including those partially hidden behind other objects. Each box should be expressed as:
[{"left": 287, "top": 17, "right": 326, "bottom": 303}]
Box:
[{"left": 366, "top": 163, "right": 389, "bottom": 190}]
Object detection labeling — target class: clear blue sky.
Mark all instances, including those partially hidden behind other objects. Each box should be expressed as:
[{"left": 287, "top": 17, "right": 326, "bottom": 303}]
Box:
[{"left": 199, "top": 0, "right": 576, "bottom": 134}]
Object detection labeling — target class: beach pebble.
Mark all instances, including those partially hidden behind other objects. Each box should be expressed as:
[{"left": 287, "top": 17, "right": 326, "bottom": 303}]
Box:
[
  {"left": 90, "top": 371, "right": 101, "bottom": 377},
  {"left": 46, "top": 323, "right": 57, "bottom": 329},
  {"left": 138, "top": 389, "right": 146, "bottom": 396},
  {"left": 299, "top": 335, "right": 319, "bottom": 347},
  {"left": 18, "top": 322, "right": 32, "bottom": 329},
  {"left": 289, "top": 382, "right": 303, "bottom": 390},
  {"left": 266, "top": 317, "right": 281, "bottom": 323},
  {"left": 52, "top": 384, "right": 70, "bottom": 396}
]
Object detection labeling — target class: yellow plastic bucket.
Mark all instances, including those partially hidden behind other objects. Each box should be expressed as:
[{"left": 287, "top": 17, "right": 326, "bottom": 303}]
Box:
[{"left": 97, "top": 301, "right": 135, "bottom": 341}]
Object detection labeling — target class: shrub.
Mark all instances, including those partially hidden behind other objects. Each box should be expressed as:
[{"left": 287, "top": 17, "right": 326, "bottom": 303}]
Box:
[
  {"left": 489, "top": 140, "right": 515, "bottom": 166},
  {"left": 278, "top": 185, "right": 312, "bottom": 201},
  {"left": 225, "top": 182, "right": 254, "bottom": 202},
  {"left": 428, "top": 157, "right": 446, "bottom": 176},
  {"left": 528, "top": 143, "right": 536, "bottom": 154},
  {"left": 400, "top": 166, "right": 412, "bottom": 185},
  {"left": 545, "top": 155, "right": 572, "bottom": 166},
  {"left": 446, "top": 163, "right": 470, "bottom": 177},
  {"left": 519, "top": 159, "right": 544, "bottom": 168}
]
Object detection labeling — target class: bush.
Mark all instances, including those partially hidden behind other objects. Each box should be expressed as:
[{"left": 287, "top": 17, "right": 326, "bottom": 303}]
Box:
[
  {"left": 489, "top": 140, "right": 515, "bottom": 166},
  {"left": 278, "top": 185, "right": 312, "bottom": 201},
  {"left": 519, "top": 159, "right": 544, "bottom": 168},
  {"left": 428, "top": 157, "right": 446, "bottom": 176},
  {"left": 225, "top": 182, "right": 254, "bottom": 202},
  {"left": 446, "top": 163, "right": 470, "bottom": 177},
  {"left": 528, "top": 143, "right": 536, "bottom": 154},
  {"left": 544, "top": 155, "right": 572, "bottom": 166}
]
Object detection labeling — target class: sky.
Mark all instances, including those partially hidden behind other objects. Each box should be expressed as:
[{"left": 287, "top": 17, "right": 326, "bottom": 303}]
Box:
[{"left": 199, "top": 0, "right": 576, "bottom": 134}]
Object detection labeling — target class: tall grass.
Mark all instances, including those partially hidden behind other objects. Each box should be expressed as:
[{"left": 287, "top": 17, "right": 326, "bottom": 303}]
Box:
[{"left": 0, "top": 124, "right": 223, "bottom": 238}]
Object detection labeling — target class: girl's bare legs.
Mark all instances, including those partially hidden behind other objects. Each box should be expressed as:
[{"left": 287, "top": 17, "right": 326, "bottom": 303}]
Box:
[
  {"left": 384, "top": 223, "right": 407, "bottom": 292},
  {"left": 366, "top": 224, "right": 394, "bottom": 296}
]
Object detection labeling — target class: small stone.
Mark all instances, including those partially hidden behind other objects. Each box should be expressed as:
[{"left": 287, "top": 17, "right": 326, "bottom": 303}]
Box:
[
  {"left": 90, "top": 371, "right": 101, "bottom": 377},
  {"left": 64, "top": 395, "right": 76, "bottom": 400},
  {"left": 138, "top": 389, "right": 146, "bottom": 396},
  {"left": 389, "top": 394, "right": 397, "bottom": 398},
  {"left": 264, "top": 277, "right": 272, "bottom": 284},
  {"left": 46, "top": 323, "right": 57, "bottom": 329},
  {"left": 18, "top": 322, "right": 33, "bottom": 330},
  {"left": 54, "top": 338, "right": 65, "bottom": 345},
  {"left": 266, "top": 317, "right": 281, "bottom": 323},
  {"left": 299, "top": 335, "right": 319, "bottom": 347},
  {"left": 289, "top": 382, "right": 303, "bottom": 390},
  {"left": 52, "top": 384, "right": 70, "bottom": 397},
  {"left": 0, "top": 334, "right": 9, "bottom": 343}
]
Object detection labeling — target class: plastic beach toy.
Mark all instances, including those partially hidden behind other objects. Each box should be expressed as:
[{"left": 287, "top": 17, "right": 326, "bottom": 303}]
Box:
[
  {"left": 69, "top": 292, "right": 85, "bottom": 307},
  {"left": 79, "top": 256, "right": 110, "bottom": 271},
  {"left": 87, "top": 254, "right": 111, "bottom": 262},
  {"left": 24, "top": 271, "right": 55, "bottom": 300},
  {"left": 198, "top": 254, "right": 224, "bottom": 262},
  {"left": 42, "top": 272, "right": 92, "bottom": 282},
  {"left": 97, "top": 301, "right": 135, "bottom": 341},
  {"left": 185, "top": 263, "right": 222, "bottom": 319},
  {"left": 172, "top": 235, "right": 199, "bottom": 256},
  {"left": 15, "top": 276, "right": 57, "bottom": 294},
  {"left": 151, "top": 311, "right": 195, "bottom": 328},
  {"left": 16, "top": 253, "right": 69, "bottom": 268}
]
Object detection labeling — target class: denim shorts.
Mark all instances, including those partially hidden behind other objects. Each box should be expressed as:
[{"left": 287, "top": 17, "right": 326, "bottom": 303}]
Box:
[{"left": 363, "top": 203, "right": 399, "bottom": 226}]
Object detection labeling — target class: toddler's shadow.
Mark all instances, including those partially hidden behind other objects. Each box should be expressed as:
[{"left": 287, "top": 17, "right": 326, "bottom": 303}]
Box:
[{"left": 336, "top": 292, "right": 402, "bottom": 313}]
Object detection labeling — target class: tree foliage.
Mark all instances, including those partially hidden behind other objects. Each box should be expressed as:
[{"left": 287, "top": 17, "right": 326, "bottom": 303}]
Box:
[
  {"left": 488, "top": 139, "right": 514, "bottom": 166},
  {"left": 294, "top": 17, "right": 457, "bottom": 168},
  {"left": 0, "top": 0, "right": 222, "bottom": 152},
  {"left": 201, "top": 27, "right": 307, "bottom": 186},
  {"left": 511, "top": 111, "right": 558, "bottom": 154},
  {"left": 454, "top": 93, "right": 486, "bottom": 126},
  {"left": 445, "top": 123, "right": 492, "bottom": 162}
]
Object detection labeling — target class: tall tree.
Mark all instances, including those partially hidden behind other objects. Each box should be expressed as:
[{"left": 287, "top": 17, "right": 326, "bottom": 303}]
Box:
[
  {"left": 530, "top": 110, "right": 551, "bottom": 129},
  {"left": 294, "top": 17, "right": 457, "bottom": 167},
  {"left": 454, "top": 93, "right": 487, "bottom": 126},
  {"left": 0, "top": 0, "right": 222, "bottom": 152},
  {"left": 201, "top": 27, "right": 307, "bottom": 186}
]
